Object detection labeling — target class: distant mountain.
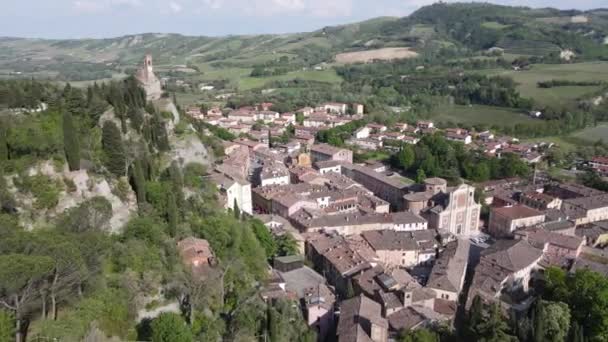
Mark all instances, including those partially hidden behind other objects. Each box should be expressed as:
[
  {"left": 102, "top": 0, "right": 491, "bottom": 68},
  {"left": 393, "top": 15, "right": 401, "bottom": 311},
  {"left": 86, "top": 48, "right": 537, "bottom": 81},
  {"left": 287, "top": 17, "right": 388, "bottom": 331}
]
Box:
[{"left": 1, "top": 3, "right": 607, "bottom": 81}]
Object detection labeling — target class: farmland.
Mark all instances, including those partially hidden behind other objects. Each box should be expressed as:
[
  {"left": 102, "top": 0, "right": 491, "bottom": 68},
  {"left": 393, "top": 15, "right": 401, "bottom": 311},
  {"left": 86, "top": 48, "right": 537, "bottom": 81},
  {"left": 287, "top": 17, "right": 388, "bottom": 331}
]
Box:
[
  {"left": 480, "top": 62, "right": 608, "bottom": 107},
  {"left": 571, "top": 123, "right": 608, "bottom": 142},
  {"left": 430, "top": 104, "right": 542, "bottom": 128}
]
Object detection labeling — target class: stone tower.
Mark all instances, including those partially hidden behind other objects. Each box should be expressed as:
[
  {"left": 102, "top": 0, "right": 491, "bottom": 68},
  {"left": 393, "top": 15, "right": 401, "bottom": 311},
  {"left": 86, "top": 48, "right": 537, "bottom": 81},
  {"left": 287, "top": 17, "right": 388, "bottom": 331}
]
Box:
[{"left": 135, "top": 54, "right": 162, "bottom": 101}]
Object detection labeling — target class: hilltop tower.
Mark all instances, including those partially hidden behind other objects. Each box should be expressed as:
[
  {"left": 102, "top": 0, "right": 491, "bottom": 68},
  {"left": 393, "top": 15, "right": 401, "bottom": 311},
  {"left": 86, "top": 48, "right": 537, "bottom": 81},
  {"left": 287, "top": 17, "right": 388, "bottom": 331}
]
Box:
[{"left": 135, "top": 54, "right": 162, "bottom": 101}]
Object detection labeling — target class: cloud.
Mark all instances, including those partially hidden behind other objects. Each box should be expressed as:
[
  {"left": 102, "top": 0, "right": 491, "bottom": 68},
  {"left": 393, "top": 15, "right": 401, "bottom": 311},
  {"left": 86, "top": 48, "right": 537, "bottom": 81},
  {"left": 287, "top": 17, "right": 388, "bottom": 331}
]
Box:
[
  {"left": 199, "top": 0, "right": 353, "bottom": 17},
  {"left": 72, "top": 0, "right": 142, "bottom": 13},
  {"left": 169, "top": 1, "right": 183, "bottom": 13}
]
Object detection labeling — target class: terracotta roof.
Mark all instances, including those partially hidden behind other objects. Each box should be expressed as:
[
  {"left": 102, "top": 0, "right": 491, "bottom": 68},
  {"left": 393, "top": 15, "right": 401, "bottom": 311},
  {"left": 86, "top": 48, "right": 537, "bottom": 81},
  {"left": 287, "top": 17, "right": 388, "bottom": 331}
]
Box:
[
  {"left": 337, "top": 295, "right": 388, "bottom": 342},
  {"left": 361, "top": 230, "right": 419, "bottom": 251},
  {"left": 492, "top": 205, "right": 544, "bottom": 220},
  {"left": 426, "top": 240, "right": 469, "bottom": 293},
  {"left": 481, "top": 239, "right": 543, "bottom": 273}
]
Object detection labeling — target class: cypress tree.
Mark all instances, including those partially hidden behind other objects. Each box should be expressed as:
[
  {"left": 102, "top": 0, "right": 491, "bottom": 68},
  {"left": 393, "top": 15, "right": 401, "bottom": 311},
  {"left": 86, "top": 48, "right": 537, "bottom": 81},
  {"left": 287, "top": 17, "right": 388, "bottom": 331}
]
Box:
[
  {"left": 233, "top": 199, "right": 240, "bottom": 220},
  {"left": 569, "top": 322, "right": 585, "bottom": 342},
  {"left": 63, "top": 111, "right": 81, "bottom": 171},
  {"left": 167, "top": 192, "right": 178, "bottom": 237},
  {"left": 532, "top": 300, "right": 545, "bottom": 342},
  {"left": 0, "top": 124, "right": 8, "bottom": 161},
  {"left": 101, "top": 121, "right": 126, "bottom": 176},
  {"left": 130, "top": 159, "right": 146, "bottom": 204}
]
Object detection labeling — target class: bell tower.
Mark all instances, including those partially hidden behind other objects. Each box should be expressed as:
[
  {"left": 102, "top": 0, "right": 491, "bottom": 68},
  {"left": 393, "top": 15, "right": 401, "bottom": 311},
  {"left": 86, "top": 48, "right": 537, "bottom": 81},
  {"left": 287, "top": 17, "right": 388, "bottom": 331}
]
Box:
[{"left": 144, "top": 54, "right": 153, "bottom": 74}]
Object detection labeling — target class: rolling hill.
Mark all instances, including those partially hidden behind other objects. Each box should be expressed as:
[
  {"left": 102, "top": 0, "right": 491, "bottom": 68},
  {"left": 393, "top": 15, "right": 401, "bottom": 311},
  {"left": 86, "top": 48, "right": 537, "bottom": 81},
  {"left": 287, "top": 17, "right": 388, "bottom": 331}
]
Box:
[{"left": 1, "top": 3, "right": 607, "bottom": 82}]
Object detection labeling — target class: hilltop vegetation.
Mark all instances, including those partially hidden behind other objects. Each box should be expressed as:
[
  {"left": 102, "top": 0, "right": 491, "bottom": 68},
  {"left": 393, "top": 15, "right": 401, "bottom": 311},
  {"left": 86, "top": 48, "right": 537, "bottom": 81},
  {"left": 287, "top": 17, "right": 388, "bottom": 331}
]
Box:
[{"left": 1, "top": 3, "right": 607, "bottom": 83}]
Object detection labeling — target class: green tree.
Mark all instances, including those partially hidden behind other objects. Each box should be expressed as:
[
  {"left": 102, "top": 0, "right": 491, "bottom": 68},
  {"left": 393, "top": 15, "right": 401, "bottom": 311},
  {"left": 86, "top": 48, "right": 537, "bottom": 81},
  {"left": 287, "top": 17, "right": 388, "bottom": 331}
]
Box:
[
  {"left": 63, "top": 111, "right": 81, "bottom": 171},
  {"left": 102, "top": 121, "right": 126, "bottom": 176},
  {"left": 475, "top": 303, "right": 516, "bottom": 342},
  {"left": 251, "top": 220, "right": 277, "bottom": 260},
  {"left": 0, "top": 254, "right": 54, "bottom": 342},
  {"left": 400, "top": 328, "right": 439, "bottom": 342},
  {"left": 233, "top": 199, "right": 241, "bottom": 220},
  {"left": 537, "top": 300, "right": 570, "bottom": 342},
  {"left": 0, "top": 310, "right": 15, "bottom": 342},
  {"left": 466, "top": 295, "right": 485, "bottom": 338},
  {"left": 166, "top": 192, "right": 178, "bottom": 237},
  {"left": 130, "top": 159, "right": 147, "bottom": 204},
  {"left": 276, "top": 233, "right": 299, "bottom": 257},
  {"left": 0, "top": 124, "right": 8, "bottom": 161},
  {"left": 416, "top": 169, "right": 427, "bottom": 184},
  {"left": 569, "top": 322, "right": 585, "bottom": 342},
  {"left": 397, "top": 145, "right": 415, "bottom": 170},
  {"left": 151, "top": 313, "right": 193, "bottom": 342},
  {"left": 543, "top": 268, "right": 608, "bottom": 341}
]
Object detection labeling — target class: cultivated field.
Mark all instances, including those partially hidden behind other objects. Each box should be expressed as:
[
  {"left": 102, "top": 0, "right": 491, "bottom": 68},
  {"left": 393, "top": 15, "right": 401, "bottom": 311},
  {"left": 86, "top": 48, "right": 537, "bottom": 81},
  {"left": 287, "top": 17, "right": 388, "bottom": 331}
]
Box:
[
  {"left": 571, "top": 123, "right": 608, "bottom": 142},
  {"left": 335, "top": 48, "right": 419, "bottom": 64},
  {"left": 431, "top": 104, "right": 541, "bottom": 127},
  {"left": 481, "top": 62, "right": 608, "bottom": 107},
  {"left": 238, "top": 69, "right": 343, "bottom": 91}
]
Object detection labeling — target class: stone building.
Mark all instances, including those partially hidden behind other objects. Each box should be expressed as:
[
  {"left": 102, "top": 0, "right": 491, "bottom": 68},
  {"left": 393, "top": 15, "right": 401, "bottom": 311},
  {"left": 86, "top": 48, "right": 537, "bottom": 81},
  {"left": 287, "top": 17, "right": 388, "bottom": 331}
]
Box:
[
  {"left": 425, "top": 184, "right": 481, "bottom": 236},
  {"left": 310, "top": 143, "right": 353, "bottom": 164},
  {"left": 488, "top": 205, "right": 546, "bottom": 237},
  {"left": 135, "top": 55, "right": 162, "bottom": 101}
]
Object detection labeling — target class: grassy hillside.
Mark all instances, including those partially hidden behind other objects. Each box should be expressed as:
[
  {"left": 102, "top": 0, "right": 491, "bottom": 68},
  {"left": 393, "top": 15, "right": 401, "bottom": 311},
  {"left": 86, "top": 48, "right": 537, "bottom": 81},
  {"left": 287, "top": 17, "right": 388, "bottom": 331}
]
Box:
[{"left": 2, "top": 3, "right": 607, "bottom": 84}]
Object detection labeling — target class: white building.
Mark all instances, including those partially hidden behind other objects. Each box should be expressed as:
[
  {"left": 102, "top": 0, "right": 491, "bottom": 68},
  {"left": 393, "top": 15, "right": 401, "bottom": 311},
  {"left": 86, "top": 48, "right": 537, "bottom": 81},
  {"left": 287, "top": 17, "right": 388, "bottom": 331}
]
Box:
[{"left": 211, "top": 171, "right": 253, "bottom": 215}]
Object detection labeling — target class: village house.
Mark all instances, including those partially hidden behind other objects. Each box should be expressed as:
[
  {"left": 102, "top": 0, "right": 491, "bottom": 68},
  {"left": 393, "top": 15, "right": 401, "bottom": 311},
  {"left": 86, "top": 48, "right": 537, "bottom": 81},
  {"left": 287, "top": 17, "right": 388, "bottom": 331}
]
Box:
[
  {"left": 234, "top": 138, "right": 267, "bottom": 152},
  {"left": 467, "top": 239, "right": 543, "bottom": 309},
  {"left": 354, "top": 126, "right": 371, "bottom": 139},
  {"left": 519, "top": 191, "right": 562, "bottom": 210},
  {"left": 321, "top": 102, "right": 348, "bottom": 115},
  {"left": 311, "top": 143, "right": 354, "bottom": 164},
  {"left": 259, "top": 160, "right": 290, "bottom": 187},
  {"left": 360, "top": 229, "right": 435, "bottom": 268},
  {"left": 228, "top": 109, "right": 257, "bottom": 123},
  {"left": 353, "top": 103, "right": 365, "bottom": 115},
  {"left": 280, "top": 112, "right": 296, "bottom": 124},
  {"left": 445, "top": 130, "right": 472, "bottom": 145},
  {"left": 488, "top": 205, "right": 546, "bottom": 237},
  {"left": 210, "top": 170, "right": 253, "bottom": 215},
  {"left": 477, "top": 131, "right": 495, "bottom": 141},
  {"left": 348, "top": 138, "right": 383, "bottom": 150},
  {"left": 342, "top": 164, "right": 410, "bottom": 210},
  {"left": 257, "top": 110, "right": 280, "bottom": 123},
  {"left": 297, "top": 107, "right": 315, "bottom": 117},
  {"left": 303, "top": 114, "right": 332, "bottom": 128},
  {"left": 177, "top": 237, "right": 215, "bottom": 273},
  {"left": 561, "top": 194, "right": 608, "bottom": 225},
  {"left": 337, "top": 295, "right": 388, "bottom": 342},
  {"left": 306, "top": 232, "right": 372, "bottom": 296},
  {"left": 576, "top": 220, "right": 608, "bottom": 247},
  {"left": 514, "top": 228, "right": 584, "bottom": 266},
  {"left": 416, "top": 121, "right": 434, "bottom": 129},
  {"left": 426, "top": 240, "right": 470, "bottom": 302},
  {"left": 314, "top": 160, "right": 343, "bottom": 174},
  {"left": 590, "top": 156, "right": 608, "bottom": 176}
]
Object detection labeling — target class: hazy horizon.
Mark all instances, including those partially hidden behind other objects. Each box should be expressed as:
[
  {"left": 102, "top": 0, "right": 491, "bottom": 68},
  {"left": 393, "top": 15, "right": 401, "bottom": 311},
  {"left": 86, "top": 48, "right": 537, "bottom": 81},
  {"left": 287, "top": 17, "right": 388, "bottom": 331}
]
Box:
[{"left": 1, "top": 0, "right": 606, "bottom": 40}]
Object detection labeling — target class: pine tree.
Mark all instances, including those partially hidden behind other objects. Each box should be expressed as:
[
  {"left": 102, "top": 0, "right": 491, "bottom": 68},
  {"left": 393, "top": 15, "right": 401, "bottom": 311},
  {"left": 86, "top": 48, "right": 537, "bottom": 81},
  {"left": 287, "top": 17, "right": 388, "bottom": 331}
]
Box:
[
  {"left": 101, "top": 121, "right": 126, "bottom": 176},
  {"left": 63, "top": 111, "right": 81, "bottom": 171}
]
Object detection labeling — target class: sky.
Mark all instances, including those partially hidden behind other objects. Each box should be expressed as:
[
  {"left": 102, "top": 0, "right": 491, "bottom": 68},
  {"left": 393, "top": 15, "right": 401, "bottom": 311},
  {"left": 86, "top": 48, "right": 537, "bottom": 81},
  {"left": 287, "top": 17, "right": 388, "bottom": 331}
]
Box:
[{"left": 1, "top": 0, "right": 606, "bottom": 39}]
